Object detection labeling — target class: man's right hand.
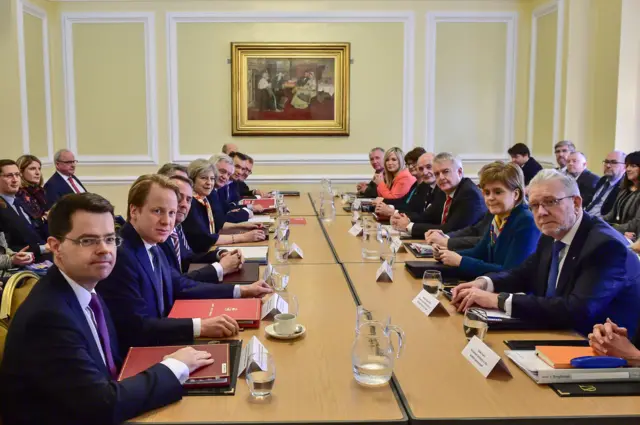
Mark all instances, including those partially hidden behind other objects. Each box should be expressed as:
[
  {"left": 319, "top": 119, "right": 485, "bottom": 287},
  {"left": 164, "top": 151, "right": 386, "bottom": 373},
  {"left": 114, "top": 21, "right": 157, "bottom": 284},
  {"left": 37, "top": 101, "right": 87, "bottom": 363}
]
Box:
[
  {"left": 425, "top": 231, "right": 448, "bottom": 248},
  {"left": 356, "top": 182, "right": 367, "bottom": 193},
  {"left": 451, "top": 279, "right": 487, "bottom": 303},
  {"left": 375, "top": 203, "right": 394, "bottom": 217},
  {"left": 164, "top": 346, "right": 214, "bottom": 373},
  {"left": 200, "top": 314, "right": 240, "bottom": 338},
  {"left": 241, "top": 229, "right": 266, "bottom": 242},
  {"left": 219, "top": 249, "right": 244, "bottom": 274}
]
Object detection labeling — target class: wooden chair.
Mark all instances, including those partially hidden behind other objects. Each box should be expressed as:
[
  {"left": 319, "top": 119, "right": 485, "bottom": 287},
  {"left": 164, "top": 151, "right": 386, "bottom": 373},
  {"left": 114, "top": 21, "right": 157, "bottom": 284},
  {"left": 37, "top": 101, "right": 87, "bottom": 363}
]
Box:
[{"left": 0, "top": 271, "right": 40, "bottom": 323}]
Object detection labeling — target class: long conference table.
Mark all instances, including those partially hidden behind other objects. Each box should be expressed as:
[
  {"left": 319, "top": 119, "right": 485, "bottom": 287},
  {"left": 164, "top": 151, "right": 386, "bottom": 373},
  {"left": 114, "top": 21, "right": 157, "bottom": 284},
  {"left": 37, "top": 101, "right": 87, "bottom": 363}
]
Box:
[{"left": 129, "top": 193, "right": 640, "bottom": 424}]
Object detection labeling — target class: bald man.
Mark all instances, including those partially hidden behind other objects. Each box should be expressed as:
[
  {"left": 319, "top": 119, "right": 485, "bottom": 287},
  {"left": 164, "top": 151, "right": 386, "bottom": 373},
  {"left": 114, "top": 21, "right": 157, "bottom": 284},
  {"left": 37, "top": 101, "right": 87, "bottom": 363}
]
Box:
[
  {"left": 222, "top": 144, "right": 238, "bottom": 155},
  {"left": 584, "top": 150, "right": 626, "bottom": 218},
  {"left": 567, "top": 152, "right": 599, "bottom": 202}
]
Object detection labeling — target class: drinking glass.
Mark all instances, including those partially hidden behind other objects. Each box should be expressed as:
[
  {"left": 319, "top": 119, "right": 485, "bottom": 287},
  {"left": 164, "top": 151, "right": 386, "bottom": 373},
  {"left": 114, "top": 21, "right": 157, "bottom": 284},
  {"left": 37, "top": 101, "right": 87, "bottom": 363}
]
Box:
[
  {"left": 463, "top": 308, "right": 489, "bottom": 341},
  {"left": 246, "top": 352, "right": 276, "bottom": 399},
  {"left": 270, "top": 264, "right": 290, "bottom": 291},
  {"left": 279, "top": 292, "right": 299, "bottom": 317},
  {"left": 422, "top": 270, "right": 443, "bottom": 298},
  {"left": 274, "top": 239, "right": 290, "bottom": 263},
  {"left": 361, "top": 221, "right": 384, "bottom": 260}
]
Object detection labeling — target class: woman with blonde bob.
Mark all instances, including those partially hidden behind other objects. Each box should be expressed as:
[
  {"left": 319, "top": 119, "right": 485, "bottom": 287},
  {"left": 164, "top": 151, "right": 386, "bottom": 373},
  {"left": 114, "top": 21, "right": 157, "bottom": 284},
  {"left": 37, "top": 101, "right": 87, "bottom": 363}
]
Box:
[
  {"left": 435, "top": 161, "right": 541, "bottom": 279},
  {"left": 373, "top": 147, "right": 416, "bottom": 199},
  {"left": 16, "top": 154, "right": 48, "bottom": 220},
  {"left": 181, "top": 159, "right": 266, "bottom": 253}
]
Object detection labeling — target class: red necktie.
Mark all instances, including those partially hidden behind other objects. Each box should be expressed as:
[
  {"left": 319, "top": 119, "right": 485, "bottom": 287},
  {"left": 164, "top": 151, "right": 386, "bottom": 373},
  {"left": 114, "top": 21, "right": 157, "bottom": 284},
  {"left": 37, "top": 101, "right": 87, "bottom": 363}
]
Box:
[
  {"left": 68, "top": 177, "right": 81, "bottom": 193},
  {"left": 441, "top": 196, "right": 453, "bottom": 224}
]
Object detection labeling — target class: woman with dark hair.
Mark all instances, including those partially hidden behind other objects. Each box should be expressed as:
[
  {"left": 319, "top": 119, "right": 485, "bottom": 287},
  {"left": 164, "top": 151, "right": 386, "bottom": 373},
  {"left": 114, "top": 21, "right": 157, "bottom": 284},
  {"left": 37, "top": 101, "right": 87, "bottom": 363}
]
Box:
[
  {"left": 15, "top": 155, "right": 48, "bottom": 220},
  {"left": 603, "top": 151, "right": 640, "bottom": 237}
]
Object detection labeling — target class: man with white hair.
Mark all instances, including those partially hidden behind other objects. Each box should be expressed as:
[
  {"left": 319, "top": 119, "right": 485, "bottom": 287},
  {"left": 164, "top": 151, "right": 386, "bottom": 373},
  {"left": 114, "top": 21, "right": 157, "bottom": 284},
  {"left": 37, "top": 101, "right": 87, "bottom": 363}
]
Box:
[
  {"left": 391, "top": 152, "right": 486, "bottom": 238},
  {"left": 566, "top": 151, "right": 599, "bottom": 202},
  {"left": 44, "top": 149, "right": 87, "bottom": 206},
  {"left": 209, "top": 154, "right": 254, "bottom": 223},
  {"left": 452, "top": 169, "right": 640, "bottom": 336}
]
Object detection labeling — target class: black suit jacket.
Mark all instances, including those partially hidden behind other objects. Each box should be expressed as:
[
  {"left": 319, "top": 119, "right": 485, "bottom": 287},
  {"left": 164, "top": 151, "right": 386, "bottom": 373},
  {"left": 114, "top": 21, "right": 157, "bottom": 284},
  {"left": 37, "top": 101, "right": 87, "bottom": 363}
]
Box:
[
  {"left": 0, "top": 266, "right": 183, "bottom": 425},
  {"left": 408, "top": 178, "right": 487, "bottom": 238},
  {"left": 361, "top": 181, "right": 379, "bottom": 198},
  {"left": 0, "top": 200, "right": 48, "bottom": 260},
  {"left": 43, "top": 172, "right": 87, "bottom": 207},
  {"left": 97, "top": 223, "right": 235, "bottom": 355},
  {"left": 521, "top": 157, "right": 543, "bottom": 186},
  {"left": 446, "top": 212, "right": 493, "bottom": 251},
  {"left": 488, "top": 214, "right": 640, "bottom": 336},
  {"left": 575, "top": 170, "right": 600, "bottom": 204},
  {"left": 386, "top": 182, "right": 437, "bottom": 215},
  {"left": 584, "top": 176, "right": 621, "bottom": 217}
]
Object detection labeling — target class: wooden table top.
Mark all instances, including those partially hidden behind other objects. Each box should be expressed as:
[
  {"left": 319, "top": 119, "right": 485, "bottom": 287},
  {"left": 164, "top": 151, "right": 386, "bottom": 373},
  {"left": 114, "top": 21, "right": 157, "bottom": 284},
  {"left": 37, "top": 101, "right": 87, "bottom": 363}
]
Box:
[
  {"left": 130, "top": 264, "right": 406, "bottom": 424},
  {"left": 282, "top": 195, "right": 317, "bottom": 216},
  {"left": 322, "top": 216, "right": 428, "bottom": 264},
  {"left": 344, "top": 263, "right": 640, "bottom": 424}
]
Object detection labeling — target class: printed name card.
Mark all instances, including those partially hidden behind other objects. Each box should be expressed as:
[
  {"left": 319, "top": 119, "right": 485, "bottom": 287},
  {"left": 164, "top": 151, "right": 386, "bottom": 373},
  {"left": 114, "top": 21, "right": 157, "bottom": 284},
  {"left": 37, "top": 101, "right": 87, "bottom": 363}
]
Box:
[
  {"left": 263, "top": 263, "right": 273, "bottom": 283},
  {"left": 261, "top": 294, "right": 289, "bottom": 319},
  {"left": 348, "top": 223, "right": 363, "bottom": 237},
  {"left": 462, "top": 336, "right": 512, "bottom": 378},
  {"left": 412, "top": 290, "right": 449, "bottom": 316},
  {"left": 391, "top": 236, "right": 405, "bottom": 253},
  {"left": 237, "top": 336, "right": 269, "bottom": 377},
  {"left": 375, "top": 261, "right": 393, "bottom": 282},
  {"left": 288, "top": 243, "right": 304, "bottom": 259}
]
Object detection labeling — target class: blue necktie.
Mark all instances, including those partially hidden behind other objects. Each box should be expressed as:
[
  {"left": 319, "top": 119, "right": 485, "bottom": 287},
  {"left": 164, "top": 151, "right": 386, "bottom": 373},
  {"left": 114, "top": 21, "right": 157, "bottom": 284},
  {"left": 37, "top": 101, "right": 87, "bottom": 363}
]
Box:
[
  {"left": 149, "top": 246, "right": 165, "bottom": 316},
  {"left": 546, "top": 241, "right": 566, "bottom": 297}
]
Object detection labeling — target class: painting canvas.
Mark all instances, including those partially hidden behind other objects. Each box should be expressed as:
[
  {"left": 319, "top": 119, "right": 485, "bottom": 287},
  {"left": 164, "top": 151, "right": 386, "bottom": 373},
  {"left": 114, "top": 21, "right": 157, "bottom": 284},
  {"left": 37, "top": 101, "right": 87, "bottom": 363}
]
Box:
[{"left": 231, "top": 43, "right": 350, "bottom": 136}]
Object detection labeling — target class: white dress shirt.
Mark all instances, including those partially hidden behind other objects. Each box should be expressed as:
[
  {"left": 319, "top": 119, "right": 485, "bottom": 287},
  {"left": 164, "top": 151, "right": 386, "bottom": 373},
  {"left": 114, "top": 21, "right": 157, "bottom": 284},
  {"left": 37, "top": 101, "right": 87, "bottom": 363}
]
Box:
[
  {"left": 60, "top": 270, "right": 189, "bottom": 384},
  {"left": 482, "top": 214, "right": 583, "bottom": 316},
  {"left": 58, "top": 171, "right": 86, "bottom": 193},
  {"left": 142, "top": 242, "right": 241, "bottom": 338}
]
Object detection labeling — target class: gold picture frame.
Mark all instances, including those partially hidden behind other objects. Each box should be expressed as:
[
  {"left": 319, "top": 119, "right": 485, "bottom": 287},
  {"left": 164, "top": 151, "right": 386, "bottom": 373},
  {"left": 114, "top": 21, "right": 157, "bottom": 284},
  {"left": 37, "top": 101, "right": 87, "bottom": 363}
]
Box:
[{"left": 231, "top": 42, "right": 350, "bottom": 136}]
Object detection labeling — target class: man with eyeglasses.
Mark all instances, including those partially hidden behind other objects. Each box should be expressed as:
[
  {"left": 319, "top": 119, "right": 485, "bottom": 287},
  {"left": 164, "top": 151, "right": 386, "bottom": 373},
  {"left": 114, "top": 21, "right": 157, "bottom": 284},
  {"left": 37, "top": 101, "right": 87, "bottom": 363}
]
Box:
[
  {"left": 390, "top": 152, "right": 486, "bottom": 238},
  {"left": 0, "top": 159, "right": 49, "bottom": 260},
  {"left": 566, "top": 151, "right": 599, "bottom": 202},
  {"left": 584, "top": 151, "right": 626, "bottom": 218},
  {"left": 210, "top": 154, "right": 258, "bottom": 222},
  {"left": 44, "top": 149, "right": 87, "bottom": 206},
  {"left": 0, "top": 193, "right": 216, "bottom": 425},
  {"left": 231, "top": 152, "right": 265, "bottom": 198},
  {"left": 452, "top": 169, "right": 640, "bottom": 336}
]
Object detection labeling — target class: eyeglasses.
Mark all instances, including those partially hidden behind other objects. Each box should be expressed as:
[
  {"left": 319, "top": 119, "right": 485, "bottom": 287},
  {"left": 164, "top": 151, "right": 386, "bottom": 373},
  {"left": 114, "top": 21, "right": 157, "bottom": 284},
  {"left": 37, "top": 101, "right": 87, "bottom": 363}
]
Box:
[
  {"left": 57, "top": 160, "right": 78, "bottom": 165},
  {"left": 528, "top": 196, "right": 574, "bottom": 212},
  {"left": 603, "top": 160, "right": 624, "bottom": 166},
  {"left": 65, "top": 235, "right": 122, "bottom": 248},
  {"left": 0, "top": 173, "right": 21, "bottom": 179}
]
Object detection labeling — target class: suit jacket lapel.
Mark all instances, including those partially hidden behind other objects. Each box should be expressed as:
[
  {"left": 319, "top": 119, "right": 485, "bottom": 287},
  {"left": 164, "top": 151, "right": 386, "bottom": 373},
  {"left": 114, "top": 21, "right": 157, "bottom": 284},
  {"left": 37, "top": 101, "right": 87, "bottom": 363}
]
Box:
[
  {"left": 124, "top": 224, "right": 163, "bottom": 314},
  {"left": 538, "top": 237, "right": 554, "bottom": 296},
  {"left": 555, "top": 216, "right": 591, "bottom": 295},
  {"left": 157, "top": 252, "right": 174, "bottom": 311}
]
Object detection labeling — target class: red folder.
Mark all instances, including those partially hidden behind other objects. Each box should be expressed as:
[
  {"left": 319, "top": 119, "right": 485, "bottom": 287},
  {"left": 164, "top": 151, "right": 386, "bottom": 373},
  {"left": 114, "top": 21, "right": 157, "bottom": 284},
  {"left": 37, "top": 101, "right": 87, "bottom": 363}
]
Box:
[
  {"left": 168, "top": 299, "right": 261, "bottom": 328},
  {"left": 240, "top": 199, "right": 276, "bottom": 209},
  {"left": 118, "top": 344, "right": 230, "bottom": 388},
  {"left": 289, "top": 217, "right": 307, "bottom": 225}
]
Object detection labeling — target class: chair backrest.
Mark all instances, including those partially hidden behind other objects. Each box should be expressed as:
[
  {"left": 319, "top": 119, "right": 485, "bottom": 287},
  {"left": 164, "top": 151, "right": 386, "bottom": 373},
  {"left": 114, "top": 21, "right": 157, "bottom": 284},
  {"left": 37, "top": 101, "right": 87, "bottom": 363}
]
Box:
[{"left": 0, "top": 271, "right": 40, "bottom": 322}]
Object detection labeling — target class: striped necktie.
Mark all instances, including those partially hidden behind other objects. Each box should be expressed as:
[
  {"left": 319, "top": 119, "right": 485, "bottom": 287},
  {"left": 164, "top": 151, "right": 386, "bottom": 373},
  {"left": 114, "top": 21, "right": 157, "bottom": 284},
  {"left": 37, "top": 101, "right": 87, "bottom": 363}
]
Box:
[
  {"left": 441, "top": 196, "right": 453, "bottom": 224},
  {"left": 170, "top": 229, "right": 181, "bottom": 270}
]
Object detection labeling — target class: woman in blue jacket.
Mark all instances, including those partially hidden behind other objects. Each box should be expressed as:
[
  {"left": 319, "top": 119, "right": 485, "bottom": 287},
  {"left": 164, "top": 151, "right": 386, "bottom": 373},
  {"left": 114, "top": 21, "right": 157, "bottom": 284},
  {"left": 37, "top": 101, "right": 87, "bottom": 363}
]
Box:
[{"left": 435, "top": 161, "right": 540, "bottom": 280}]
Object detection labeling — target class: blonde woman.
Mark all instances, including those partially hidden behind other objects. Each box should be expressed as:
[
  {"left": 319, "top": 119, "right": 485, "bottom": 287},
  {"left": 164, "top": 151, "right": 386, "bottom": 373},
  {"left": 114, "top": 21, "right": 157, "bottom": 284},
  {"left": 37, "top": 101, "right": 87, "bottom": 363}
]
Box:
[
  {"left": 16, "top": 155, "right": 48, "bottom": 220},
  {"left": 373, "top": 147, "right": 416, "bottom": 199}
]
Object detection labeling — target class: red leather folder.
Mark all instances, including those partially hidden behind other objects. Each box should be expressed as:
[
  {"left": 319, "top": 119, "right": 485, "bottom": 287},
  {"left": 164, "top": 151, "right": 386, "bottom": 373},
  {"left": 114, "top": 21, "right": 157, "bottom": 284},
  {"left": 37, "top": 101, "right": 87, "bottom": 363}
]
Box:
[
  {"left": 118, "top": 344, "right": 230, "bottom": 388},
  {"left": 168, "top": 299, "right": 261, "bottom": 328},
  {"left": 240, "top": 199, "right": 276, "bottom": 209},
  {"left": 289, "top": 217, "right": 307, "bottom": 225}
]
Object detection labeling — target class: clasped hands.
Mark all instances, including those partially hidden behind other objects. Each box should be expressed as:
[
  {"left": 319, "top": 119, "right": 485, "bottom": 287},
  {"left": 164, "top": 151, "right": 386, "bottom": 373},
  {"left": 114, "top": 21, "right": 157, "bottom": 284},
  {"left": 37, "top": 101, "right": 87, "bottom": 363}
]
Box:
[
  {"left": 588, "top": 319, "right": 640, "bottom": 365},
  {"left": 450, "top": 279, "right": 499, "bottom": 313}
]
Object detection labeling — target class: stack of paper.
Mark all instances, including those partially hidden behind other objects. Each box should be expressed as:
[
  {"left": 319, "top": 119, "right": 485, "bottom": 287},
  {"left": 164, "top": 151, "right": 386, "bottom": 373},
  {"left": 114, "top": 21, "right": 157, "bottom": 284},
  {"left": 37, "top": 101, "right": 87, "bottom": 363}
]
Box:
[
  {"left": 248, "top": 215, "right": 275, "bottom": 224},
  {"left": 218, "top": 246, "right": 269, "bottom": 263}
]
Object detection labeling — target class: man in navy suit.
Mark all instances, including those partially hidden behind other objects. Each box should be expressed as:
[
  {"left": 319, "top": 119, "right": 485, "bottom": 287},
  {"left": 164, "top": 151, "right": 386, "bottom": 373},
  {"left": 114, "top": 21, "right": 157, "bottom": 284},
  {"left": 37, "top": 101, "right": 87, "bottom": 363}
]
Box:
[
  {"left": 231, "top": 152, "right": 265, "bottom": 198},
  {"left": 97, "top": 174, "right": 271, "bottom": 354},
  {"left": 159, "top": 174, "right": 244, "bottom": 282},
  {"left": 210, "top": 154, "right": 257, "bottom": 222},
  {"left": 0, "top": 159, "right": 49, "bottom": 260},
  {"left": 44, "top": 149, "right": 88, "bottom": 207},
  {"left": 0, "top": 193, "right": 216, "bottom": 425},
  {"left": 390, "top": 152, "right": 487, "bottom": 238},
  {"left": 584, "top": 150, "right": 626, "bottom": 218},
  {"left": 567, "top": 151, "right": 600, "bottom": 202},
  {"left": 452, "top": 170, "right": 640, "bottom": 337},
  {"left": 508, "top": 143, "right": 543, "bottom": 186}
]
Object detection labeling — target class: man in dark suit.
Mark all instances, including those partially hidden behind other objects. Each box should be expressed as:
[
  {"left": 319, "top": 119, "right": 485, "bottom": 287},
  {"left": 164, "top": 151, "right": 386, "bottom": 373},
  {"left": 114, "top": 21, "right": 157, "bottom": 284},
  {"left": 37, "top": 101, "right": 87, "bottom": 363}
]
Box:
[
  {"left": 424, "top": 211, "right": 493, "bottom": 251},
  {"left": 584, "top": 150, "right": 626, "bottom": 218},
  {"left": 210, "top": 154, "right": 257, "bottom": 223},
  {"left": 390, "top": 153, "right": 487, "bottom": 239},
  {"left": 508, "top": 143, "right": 543, "bottom": 185},
  {"left": 97, "top": 174, "right": 271, "bottom": 354},
  {"left": 452, "top": 170, "right": 640, "bottom": 336},
  {"left": 356, "top": 147, "right": 385, "bottom": 198},
  {"left": 0, "top": 159, "right": 49, "bottom": 260},
  {"left": 159, "top": 174, "right": 244, "bottom": 282},
  {"left": 567, "top": 151, "right": 600, "bottom": 202},
  {"left": 0, "top": 193, "right": 215, "bottom": 425},
  {"left": 43, "top": 149, "right": 88, "bottom": 206},
  {"left": 375, "top": 152, "right": 438, "bottom": 217},
  {"left": 231, "top": 153, "right": 266, "bottom": 198}
]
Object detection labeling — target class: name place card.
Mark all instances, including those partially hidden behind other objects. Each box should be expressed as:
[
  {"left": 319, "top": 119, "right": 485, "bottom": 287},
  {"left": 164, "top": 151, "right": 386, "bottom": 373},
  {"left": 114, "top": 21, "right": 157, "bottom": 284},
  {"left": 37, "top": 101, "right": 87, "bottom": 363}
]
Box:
[
  {"left": 412, "top": 289, "right": 449, "bottom": 316},
  {"left": 261, "top": 294, "right": 289, "bottom": 319},
  {"left": 391, "top": 236, "right": 406, "bottom": 253},
  {"left": 288, "top": 243, "right": 304, "bottom": 259},
  {"left": 462, "top": 336, "right": 512, "bottom": 378},
  {"left": 348, "top": 223, "right": 363, "bottom": 237},
  {"left": 237, "top": 336, "right": 269, "bottom": 377},
  {"left": 375, "top": 260, "right": 393, "bottom": 282}
]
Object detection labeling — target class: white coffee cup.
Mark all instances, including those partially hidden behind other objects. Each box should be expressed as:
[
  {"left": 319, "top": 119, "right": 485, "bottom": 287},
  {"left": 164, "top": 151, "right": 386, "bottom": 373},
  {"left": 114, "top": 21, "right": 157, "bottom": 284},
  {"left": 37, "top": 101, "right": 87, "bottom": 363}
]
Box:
[{"left": 274, "top": 313, "right": 297, "bottom": 335}]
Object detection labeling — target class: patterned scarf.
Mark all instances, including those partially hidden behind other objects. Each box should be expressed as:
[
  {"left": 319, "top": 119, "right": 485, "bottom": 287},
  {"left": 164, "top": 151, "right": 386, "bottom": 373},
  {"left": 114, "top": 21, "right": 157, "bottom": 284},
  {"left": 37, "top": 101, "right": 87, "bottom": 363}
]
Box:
[
  {"left": 17, "top": 185, "right": 47, "bottom": 220},
  {"left": 489, "top": 214, "right": 510, "bottom": 246},
  {"left": 193, "top": 194, "right": 215, "bottom": 234}
]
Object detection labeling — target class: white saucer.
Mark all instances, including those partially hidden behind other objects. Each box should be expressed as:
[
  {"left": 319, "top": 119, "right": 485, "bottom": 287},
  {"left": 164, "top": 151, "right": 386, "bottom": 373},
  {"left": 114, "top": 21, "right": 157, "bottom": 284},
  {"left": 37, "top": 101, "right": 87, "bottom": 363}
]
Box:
[{"left": 265, "top": 323, "right": 306, "bottom": 340}]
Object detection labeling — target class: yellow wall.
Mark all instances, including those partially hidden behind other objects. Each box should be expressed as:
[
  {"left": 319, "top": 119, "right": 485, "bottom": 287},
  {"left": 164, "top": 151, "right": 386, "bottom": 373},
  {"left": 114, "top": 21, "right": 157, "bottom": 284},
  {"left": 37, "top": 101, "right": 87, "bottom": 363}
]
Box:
[{"left": 1, "top": 0, "right": 23, "bottom": 161}]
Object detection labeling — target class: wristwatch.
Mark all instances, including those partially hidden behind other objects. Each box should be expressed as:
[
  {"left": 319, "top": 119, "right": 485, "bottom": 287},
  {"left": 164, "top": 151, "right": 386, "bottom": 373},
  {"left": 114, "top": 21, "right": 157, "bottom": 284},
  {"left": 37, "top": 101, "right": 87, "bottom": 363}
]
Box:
[{"left": 497, "top": 292, "right": 510, "bottom": 312}]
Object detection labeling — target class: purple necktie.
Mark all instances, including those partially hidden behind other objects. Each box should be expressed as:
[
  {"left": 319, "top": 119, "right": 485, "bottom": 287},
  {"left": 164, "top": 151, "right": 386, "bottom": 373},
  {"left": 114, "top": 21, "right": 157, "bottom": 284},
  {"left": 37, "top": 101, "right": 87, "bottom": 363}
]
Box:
[{"left": 88, "top": 293, "right": 118, "bottom": 379}]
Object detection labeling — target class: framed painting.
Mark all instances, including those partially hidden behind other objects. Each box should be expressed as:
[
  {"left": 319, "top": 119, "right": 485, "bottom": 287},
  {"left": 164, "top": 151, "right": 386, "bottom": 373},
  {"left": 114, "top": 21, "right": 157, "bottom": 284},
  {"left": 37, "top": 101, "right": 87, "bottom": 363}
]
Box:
[{"left": 231, "top": 42, "right": 350, "bottom": 136}]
